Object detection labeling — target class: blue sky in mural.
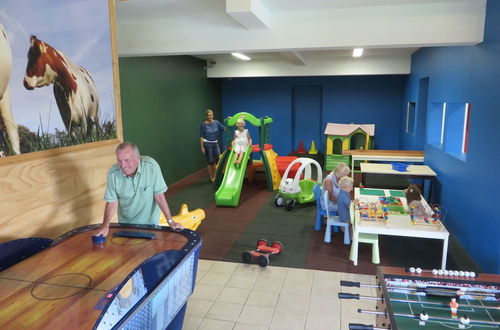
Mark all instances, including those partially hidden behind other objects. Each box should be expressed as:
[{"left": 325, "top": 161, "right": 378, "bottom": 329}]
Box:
[{"left": 0, "top": 0, "right": 115, "bottom": 133}]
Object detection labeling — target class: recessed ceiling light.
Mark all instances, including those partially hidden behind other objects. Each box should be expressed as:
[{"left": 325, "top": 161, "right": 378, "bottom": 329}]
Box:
[
  {"left": 353, "top": 48, "right": 364, "bottom": 57},
  {"left": 231, "top": 52, "right": 251, "bottom": 61}
]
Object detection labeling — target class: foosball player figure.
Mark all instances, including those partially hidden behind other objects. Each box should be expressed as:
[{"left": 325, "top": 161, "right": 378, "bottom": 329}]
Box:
[
  {"left": 459, "top": 314, "right": 470, "bottom": 329},
  {"left": 419, "top": 311, "right": 429, "bottom": 326},
  {"left": 449, "top": 297, "right": 459, "bottom": 318}
]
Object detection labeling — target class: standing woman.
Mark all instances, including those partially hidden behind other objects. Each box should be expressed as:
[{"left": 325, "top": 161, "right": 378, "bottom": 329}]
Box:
[{"left": 200, "top": 109, "right": 225, "bottom": 182}]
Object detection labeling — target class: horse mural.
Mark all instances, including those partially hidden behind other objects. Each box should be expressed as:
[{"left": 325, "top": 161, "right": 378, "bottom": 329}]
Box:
[{"left": 23, "top": 36, "right": 99, "bottom": 136}]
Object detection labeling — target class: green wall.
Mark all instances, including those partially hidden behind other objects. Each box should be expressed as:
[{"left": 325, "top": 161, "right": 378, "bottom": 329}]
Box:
[{"left": 119, "top": 56, "right": 221, "bottom": 184}]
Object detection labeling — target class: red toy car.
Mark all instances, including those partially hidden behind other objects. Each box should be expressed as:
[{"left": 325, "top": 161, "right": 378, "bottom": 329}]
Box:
[{"left": 242, "top": 239, "right": 283, "bottom": 267}]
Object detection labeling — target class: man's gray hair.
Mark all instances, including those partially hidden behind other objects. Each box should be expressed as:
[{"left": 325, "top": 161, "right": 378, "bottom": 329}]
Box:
[{"left": 116, "top": 142, "right": 140, "bottom": 156}]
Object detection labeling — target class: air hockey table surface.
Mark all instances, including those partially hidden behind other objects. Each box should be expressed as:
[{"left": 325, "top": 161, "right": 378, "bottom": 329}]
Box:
[
  {"left": 0, "top": 224, "right": 201, "bottom": 329},
  {"left": 376, "top": 266, "right": 500, "bottom": 330}
]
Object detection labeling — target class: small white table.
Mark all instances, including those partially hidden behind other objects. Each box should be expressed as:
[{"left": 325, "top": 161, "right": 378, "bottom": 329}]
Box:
[
  {"left": 351, "top": 188, "right": 449, "bottom": 270},
  {"left": 360, "top": 163, "right": 437, "bottom": 200},
  {"left": 343, "top": 150, "right": 425, "bottom": 179}
]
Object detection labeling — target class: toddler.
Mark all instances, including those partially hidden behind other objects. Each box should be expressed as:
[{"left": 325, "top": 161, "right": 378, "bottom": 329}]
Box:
[
  {"left": 232, "top": 118, "right": 252, "bottom": 165},
  {"left": 337, "top": 176, "right": 354, "bottom": 223}
]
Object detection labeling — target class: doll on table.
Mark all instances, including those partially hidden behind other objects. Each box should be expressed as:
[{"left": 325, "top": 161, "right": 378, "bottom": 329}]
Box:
[{"left": 404, "top": 184, "right": 431, "bottom": 218}]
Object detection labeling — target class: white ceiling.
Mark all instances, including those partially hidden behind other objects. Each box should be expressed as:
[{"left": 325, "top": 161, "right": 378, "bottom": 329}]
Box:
[{"left": 115, "top": 0, "right": 487, "bottom": 77}]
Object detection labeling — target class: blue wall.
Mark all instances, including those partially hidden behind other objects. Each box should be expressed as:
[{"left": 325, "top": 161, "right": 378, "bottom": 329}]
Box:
[
  {"left": 402, "top": 1, "right": 500, "bottom": 273},
  {"left": 222, "top": 76, "right": 405, "bottom": 156}
]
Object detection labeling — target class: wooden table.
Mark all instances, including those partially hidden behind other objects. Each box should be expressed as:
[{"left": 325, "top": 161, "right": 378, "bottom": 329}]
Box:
[
  {"left": 0, "top": 224, "right": 201, "bottom": 329},
  {"left": 351, "top": 188, "right": 449, "bottom": 270},
  {"left": 342, "top": 149, "right": 425, "bottom": 178},
  {"left": 360, "top": 163, "right": 437, "bottom": 200}
]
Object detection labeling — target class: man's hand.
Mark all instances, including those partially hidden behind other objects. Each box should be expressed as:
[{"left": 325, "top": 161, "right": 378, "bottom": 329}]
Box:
[
  {"left": 95, "top": 224, "right": 110, "bottom": 237},
  {"left": 201, "top": 147, "right": 205, "bottom": 154},
  {"left": 168, "top": 219, "right": 184, "bottom": 231}
]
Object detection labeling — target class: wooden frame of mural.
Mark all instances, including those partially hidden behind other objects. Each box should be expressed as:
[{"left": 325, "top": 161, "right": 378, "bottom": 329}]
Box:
[
  {"left": 0, "top": 0, "right": 122, "bottom": 241},
  {"left": 0, "top": 0, "right": 122, "bottom": 162}
]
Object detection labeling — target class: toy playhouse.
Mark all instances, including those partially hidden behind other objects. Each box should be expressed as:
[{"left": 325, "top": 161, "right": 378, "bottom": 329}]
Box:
[{"left": 324, "top": 123, "right": 375, "bottom": 170}]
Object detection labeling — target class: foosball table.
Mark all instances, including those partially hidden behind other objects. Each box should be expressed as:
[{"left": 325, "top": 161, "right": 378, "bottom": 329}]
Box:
[{"left": 339, "top": 266, "right": 500, "bottom": 329}]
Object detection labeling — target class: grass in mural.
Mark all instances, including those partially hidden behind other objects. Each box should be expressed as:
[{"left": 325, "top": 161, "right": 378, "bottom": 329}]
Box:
[
  {"left": 17, "top": 120, "right": 117, "bottom": 154},
  {"left": 0, "top": 119, "right": 116, "bottom": 156}
]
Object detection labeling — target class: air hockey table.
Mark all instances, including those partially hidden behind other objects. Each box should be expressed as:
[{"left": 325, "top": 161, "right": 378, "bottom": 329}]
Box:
[
  {"left": 341, "top": 266, "right": 500, "bottom": 330},
  {"left": 0, "top": 224, "right": 201, "bottom": 329}
]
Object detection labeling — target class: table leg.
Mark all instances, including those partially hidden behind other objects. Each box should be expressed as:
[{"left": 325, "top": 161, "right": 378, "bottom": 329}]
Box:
[
  {"left": 350, "top": 231, "right": 359, "bottom": 266},
  {"left": 351, "top": 157, "right": 355, "bottom": 179},
  {"left": 441, "top": 235, "right": 449, "bottom": 270}
]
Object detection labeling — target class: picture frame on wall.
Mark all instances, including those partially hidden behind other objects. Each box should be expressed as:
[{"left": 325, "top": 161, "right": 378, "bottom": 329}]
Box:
[{"left": 0, "top": 0, "right": 121, "bottom": 159}]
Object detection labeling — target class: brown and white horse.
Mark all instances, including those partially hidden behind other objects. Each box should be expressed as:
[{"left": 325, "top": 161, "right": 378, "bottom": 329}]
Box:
[
  {"left": 24, "top": 35, "right": 99, "bottom": 136},
  {"left": 0, "top": 24, "right": 20, "bottom": 155}
]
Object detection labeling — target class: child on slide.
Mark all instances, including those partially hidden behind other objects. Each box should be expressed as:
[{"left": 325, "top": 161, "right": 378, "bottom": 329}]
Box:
[{"left": 232, "top": 118, "right": 252, "bottom": 165}]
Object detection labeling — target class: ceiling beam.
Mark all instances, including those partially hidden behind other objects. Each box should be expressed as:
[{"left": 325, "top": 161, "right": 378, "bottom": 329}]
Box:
[
  {"left": 226, "top": 0, "right": 270, "bottom": 29},
  {"left": 206, "top": 54, "right": 411, "bottom": 78},
  {"left": 279, "top": 51, "right": 306, "bottom": 65}
]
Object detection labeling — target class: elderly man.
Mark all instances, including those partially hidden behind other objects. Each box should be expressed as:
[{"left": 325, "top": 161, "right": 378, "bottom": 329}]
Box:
[{"left": 95, "top": 142, "right": 182, "bottom": 237}]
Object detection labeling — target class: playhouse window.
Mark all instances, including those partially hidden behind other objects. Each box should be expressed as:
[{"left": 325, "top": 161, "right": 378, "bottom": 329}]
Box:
[
  {"left": 350, "top": 132, "right": 366, "bottom": 150},
  {"left": 333, "top": 139, "right": 342, "bottom": 155}
]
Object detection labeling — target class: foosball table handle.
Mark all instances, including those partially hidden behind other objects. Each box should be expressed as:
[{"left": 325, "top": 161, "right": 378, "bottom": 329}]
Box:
[
  {"left": 338, "top": 293, "right": 360, "bottom": 299},
  {"left": 349, "top": 324, "right": 374, "bottom": 330},
  {"left": 341, "top": 280, "right": 361, "bottom": 287}
]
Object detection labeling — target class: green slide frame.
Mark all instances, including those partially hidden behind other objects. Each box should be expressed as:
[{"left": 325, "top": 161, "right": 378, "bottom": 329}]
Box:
[{"left": 215, "top": 146, "right": 252, "bottom": 207}]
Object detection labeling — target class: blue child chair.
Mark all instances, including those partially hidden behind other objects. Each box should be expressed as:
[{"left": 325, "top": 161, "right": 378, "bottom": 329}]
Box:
[{"left": 313, "top": 184, "right": 350, "bottom": 245}]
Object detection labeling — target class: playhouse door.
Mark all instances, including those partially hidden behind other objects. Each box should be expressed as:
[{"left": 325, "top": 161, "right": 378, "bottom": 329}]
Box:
[{"left": 292, "top": 86, "right": 322, "bottom": 153}]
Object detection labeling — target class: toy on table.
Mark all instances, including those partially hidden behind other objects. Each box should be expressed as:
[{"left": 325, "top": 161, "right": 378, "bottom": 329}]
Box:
[
  {"left": 356, "top": 199, "right": 385, "bottom": 221},
  {"left": 159, "top": 204, "right": 205, "bottom": 230},
  {"left": 242, "top": 239, "right": 283, "bottom": 267},
  {"left": 409, "top": 205, "right": 416, "bottom": 224},
  {"left": 421, "top": 204, "right": 443, "bottom": 225},
  {"left": 379, "top": 196, "right": 407, "bottom": 215},
  {"left": 274, "top": 158, "right": 322, "bottom": 211},
  {"left": 379, "top": 196, "right": 403, "bottom": 206},
  {"left": 382, "top": 206, "right": 389, "bottom": 223}
]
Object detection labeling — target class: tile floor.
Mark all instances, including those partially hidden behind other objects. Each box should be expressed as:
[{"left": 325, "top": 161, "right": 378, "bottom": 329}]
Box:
[{"left": 184, "top": 260, "right": 378, "bottom": 330}]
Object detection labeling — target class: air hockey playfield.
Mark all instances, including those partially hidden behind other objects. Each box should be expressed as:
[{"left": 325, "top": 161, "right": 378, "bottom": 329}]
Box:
[
  {"left": 341, "top": 266, "right": 499, "bottom": 330},
  {"left": 0, "top": 224, "right": 201, "bottom": 329}
]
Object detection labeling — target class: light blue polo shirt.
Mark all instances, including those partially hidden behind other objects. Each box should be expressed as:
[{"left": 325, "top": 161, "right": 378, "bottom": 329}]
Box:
[{"left": 104, "top": 156, "right": 167, "bottom": 225}]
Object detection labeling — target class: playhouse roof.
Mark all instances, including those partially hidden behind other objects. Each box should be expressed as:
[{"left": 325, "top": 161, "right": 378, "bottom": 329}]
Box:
[{"left": 324, "top": 123, "right": 375, "bottom": 136}]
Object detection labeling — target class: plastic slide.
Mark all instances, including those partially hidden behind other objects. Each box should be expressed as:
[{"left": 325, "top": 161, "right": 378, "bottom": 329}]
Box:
[{"left": 215, "top": 146, "right": 252, "bottom": 207}]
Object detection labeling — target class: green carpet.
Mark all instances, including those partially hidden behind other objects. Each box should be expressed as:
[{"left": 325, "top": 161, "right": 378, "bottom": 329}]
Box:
[
  {"left": 223, "top": 195, "right": 316, "bottom": 268},
  {"left": 167, "top": 178, "right": 215, "bottom": 211}
]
